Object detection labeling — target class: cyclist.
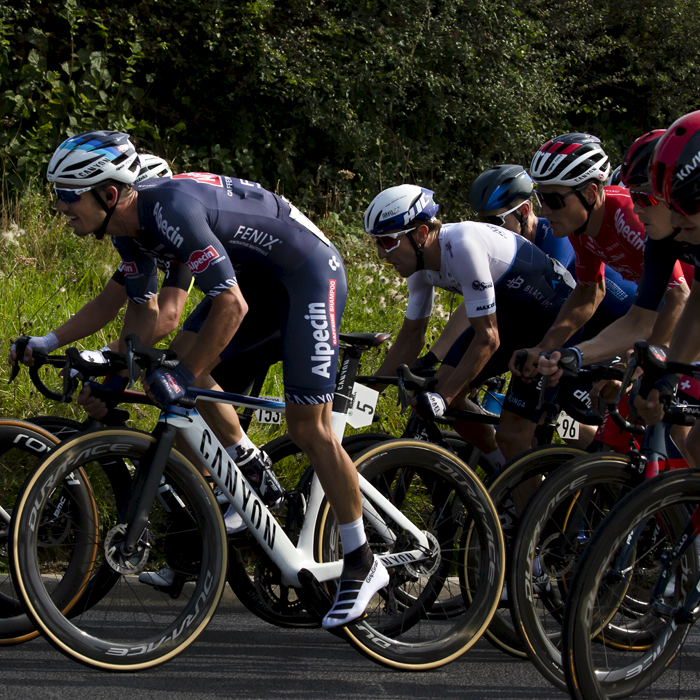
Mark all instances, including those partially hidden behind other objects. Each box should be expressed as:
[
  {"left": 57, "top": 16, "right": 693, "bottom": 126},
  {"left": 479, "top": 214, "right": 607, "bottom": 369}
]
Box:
[
  {"left": 22, "top": 130, "right": 388, "bottom": 629},
  {"left": 539, "top": 130, "right": 694, "bottom": 375},
  {"left": 8, "top": 152, "right": 191, "bottom": 362},
  {"left": 632, "top": 112, "right": 700, "bottom": 466},
  {"left": 470, "top": 164, "right": 638, "bottom": 340},
  {"left": 365, "top": 184, "right": 577, "bottom": 464},
  {"left": 511, "top": 132, "right": 689, "bottom": 384}
]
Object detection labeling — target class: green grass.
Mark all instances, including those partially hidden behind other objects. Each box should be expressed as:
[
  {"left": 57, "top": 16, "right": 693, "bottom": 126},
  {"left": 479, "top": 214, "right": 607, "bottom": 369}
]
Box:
[{"left": 0, "top": 188, "right": 455, "bottom": 445}]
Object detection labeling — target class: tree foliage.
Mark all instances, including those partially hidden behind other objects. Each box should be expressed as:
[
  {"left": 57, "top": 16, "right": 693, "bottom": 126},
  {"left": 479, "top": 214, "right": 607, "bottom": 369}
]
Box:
[{"left": 2, "top": 0, "right": 699, "bottom": 218}]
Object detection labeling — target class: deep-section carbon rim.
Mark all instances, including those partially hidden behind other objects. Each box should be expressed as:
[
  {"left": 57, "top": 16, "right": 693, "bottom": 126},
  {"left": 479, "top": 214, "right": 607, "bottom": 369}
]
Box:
[
  {"left": 316, "top": 439, "right": 504, "bottom": 669},
  {"left": 11, "top": 429, "right": 227, "bottom": 670}
]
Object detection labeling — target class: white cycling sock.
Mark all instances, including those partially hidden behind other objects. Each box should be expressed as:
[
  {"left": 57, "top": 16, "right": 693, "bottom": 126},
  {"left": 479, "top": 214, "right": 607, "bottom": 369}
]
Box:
[
  {"left": 487, "top": 448, "right": 505, "bottom": 469},
  {"left": 226, "top": 434, "right": 258, "bottom": 463},
  {"left": 339, "top": 518, "right": 366, "bottom": 555}
]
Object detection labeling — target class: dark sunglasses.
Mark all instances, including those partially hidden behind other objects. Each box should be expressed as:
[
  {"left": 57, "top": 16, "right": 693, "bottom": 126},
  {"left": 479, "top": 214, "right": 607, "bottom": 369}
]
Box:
[
  {"left": 538, "top": 188, "right": 581, "bottom": 211},
  {"left": 53, "top": 185, "right": 95, "bottom": 204},
  {"left": 629, "top": 190, "right": 658, "bottom": 208},
  {"left": 668, "top": 196, "right": 700, "bottom": 217}
]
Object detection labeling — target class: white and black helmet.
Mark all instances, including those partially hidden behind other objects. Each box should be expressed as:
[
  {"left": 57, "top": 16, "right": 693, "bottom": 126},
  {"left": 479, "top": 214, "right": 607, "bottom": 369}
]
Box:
[
  {"left": 364, "top": 184, "right": 439, "bottom": 235},
  {"left": 47, "top": 131, "right": 140, "bottom": 187},
  {"left": 530, "top": 133, "right": 610, "bottom": 187},
  {"left": 134, "top": 154, "right": 173, "bottom": 184}
]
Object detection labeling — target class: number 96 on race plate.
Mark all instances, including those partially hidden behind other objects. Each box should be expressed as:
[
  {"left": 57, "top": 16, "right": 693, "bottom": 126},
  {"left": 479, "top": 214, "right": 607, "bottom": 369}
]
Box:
[{"left": 556, "top": 411, "right": 579, "bottom": 440}]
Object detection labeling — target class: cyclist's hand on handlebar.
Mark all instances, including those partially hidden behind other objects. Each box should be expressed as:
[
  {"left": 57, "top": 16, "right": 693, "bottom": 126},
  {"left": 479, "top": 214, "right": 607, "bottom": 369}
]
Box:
[
  {"left": 77, "top": 385, "right": 109, "bottom": 420},
  {"left": 632, "top": 388, "right": 665, "bottom": 426},
  {"left": 411, "top": 391, "right": 447, "bottom": 421},
  {"left": 590, "top": 379, "right": 623, "bottom": 403},
  {"left": 537, "top": 347, "right": 582, "bottom": 386},
  {"left": 409, "top": 351, "right": 440, "bottom": 375},
  {"left": 507, "top": 347, "right": 543, "bottom": 381},
  {"left": 144, "top": 363, "right": 195, "bottom": 407},
  {"left": 8, "top": 333, "right": 60, "bottom": 367}
]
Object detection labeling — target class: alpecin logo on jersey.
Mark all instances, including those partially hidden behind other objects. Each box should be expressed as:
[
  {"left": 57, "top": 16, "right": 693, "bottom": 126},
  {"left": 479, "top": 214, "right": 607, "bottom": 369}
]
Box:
[
  {"left": 306, "top": 280, "right": 338, "bottom": 378},
  {"left": 613, "top": 209, "right": 644, "bottom": 251},
  {"left": 187, "top": 246, "right": 220, "bottom": 274},
  {"left": 153, "top": 202, "right": 184, "bottom": 248},
  {"left": 120, "top": 261, "right": 138, "bottom": 276}
]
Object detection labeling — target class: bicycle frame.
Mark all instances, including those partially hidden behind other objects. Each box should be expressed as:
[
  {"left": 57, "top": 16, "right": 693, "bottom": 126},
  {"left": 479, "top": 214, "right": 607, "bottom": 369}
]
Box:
[{"left": 164, "top": 391, "right": 432, "bottom": 589}]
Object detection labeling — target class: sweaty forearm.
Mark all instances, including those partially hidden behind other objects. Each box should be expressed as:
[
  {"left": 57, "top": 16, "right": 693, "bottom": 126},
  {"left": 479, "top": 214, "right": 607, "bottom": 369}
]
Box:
[
  {"left": 576, "top": 304, "right": 658, "bottom": 365},
  {"left": 648, "top": 283, "right": 689, "bottom": 348},
  {"left": 53, "top": 282, "right": 127, "bottom": 347},
  {"left": 117, "top": 298, "right": 159, "bottom": 352},
  {"left": 375, "top": 317, "right": 429, "bottom": 377}
]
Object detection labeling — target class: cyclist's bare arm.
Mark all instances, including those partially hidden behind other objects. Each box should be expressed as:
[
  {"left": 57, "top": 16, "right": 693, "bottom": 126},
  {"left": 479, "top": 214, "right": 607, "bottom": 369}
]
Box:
[
  {"left": 647, "top": 280, "right": 690, "bottom": 347},
  {"left": 430, "top": 302, "right": 470, "bottom": 361},
  {"left": 436, "top": 312, "right": 498, "bottom": 405},
  {"left": 116, "top": 296, "right": 160, "bottom": 352},
  {"left": 375, "top": 316, "right": 429, "bottom": 379},
  {"left": 509, "top": 279, "right": 606, "bottom": 378},
  {"left": 52, "top": 278, "right": 128, "bottom": 347}
]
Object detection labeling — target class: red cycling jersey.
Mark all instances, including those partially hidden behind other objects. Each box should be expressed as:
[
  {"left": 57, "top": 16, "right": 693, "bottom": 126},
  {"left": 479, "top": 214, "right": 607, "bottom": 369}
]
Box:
[{"left": 571, "top": 186, "right": 686, "bottom": 289}]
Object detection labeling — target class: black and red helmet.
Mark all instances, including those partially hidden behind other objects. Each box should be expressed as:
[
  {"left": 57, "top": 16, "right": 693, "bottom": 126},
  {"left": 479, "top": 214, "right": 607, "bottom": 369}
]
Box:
[
  {"left": 620, "top": 130, "right": 666, "bottom": 188},
  {"left": 650, "top": 111, "right": 700, "bottom": 211}
]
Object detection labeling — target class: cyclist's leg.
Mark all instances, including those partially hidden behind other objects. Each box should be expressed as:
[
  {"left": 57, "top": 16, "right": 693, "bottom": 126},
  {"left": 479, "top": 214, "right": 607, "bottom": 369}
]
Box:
[{"left": 280, "top": 245, "right": 389, "bottom": 628}]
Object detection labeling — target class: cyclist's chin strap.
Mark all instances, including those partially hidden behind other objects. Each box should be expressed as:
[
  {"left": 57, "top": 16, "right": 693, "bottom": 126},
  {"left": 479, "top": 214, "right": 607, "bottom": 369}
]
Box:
[
  {"left": 668, "top": 226, "right": 682, "bottom": 240},
  {"left": 406, "top": 230, "right": 425, "bottom": 271},
  {"left": 90, "top": 188, "right": 121, "bottom": 241},
  {"left": 572, "top": 190, "right": 596, "bottom": 237}
]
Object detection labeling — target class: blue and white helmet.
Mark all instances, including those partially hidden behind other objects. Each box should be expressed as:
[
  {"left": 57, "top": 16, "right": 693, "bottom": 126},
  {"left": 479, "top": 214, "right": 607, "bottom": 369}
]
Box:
[
  {"left": 134, "top": 153, "right": 173, "bottom": 184},
  {"left": 364, "top": 185, "right": 439, "bottom": 235},
  {"left": 47, "top": 131, "right": 140, "bottom": 187}
]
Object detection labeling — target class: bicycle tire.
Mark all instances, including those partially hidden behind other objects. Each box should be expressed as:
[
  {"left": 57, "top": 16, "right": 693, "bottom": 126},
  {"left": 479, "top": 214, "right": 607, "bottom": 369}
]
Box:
[
  {"left": 226, "top": 431, "right": 396, "bottom": 628},
  {"left": 0, "top": 419, "right": 73, "bottom": 644},
  {"left": 464, "top": 444, "right": 586, "bottom": 659},
  {"left": 27, "top": 415, "right": 85, "bottom": 440},
  {"left": 510, "top": 452, "right": 642, "bottom": 691},
  {"left": 315, "top": 439, "right": 505, "bottom": 669},
  {"left": 563, "top": 468, "right": 700, "bottom": 700},
  {"left": 10, "top": 428, "right": 228, "bottom": 670}
]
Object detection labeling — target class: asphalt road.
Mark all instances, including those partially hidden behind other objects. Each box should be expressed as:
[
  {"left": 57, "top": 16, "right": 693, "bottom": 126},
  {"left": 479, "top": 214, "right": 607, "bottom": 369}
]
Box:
[{"left": 0, "top": 591, "right": 698, "bottom": 700}]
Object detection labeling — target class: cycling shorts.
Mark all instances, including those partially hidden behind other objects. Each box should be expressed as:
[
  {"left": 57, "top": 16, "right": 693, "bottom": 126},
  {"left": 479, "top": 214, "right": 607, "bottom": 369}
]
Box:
[{"left": 181, "top": 245, "right": 347, "bottom": 404}]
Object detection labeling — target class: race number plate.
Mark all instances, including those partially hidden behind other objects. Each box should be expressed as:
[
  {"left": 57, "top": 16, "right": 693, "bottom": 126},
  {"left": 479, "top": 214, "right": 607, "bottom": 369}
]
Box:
[
  {"left": 347, "top": 383, "right": 380, "bottom": 429},
  {"left": 556, "top": 411, "right": 579, "bottom": 440},
  {"left": 254, "top": 397, "right": 283, "bottom": 425}
]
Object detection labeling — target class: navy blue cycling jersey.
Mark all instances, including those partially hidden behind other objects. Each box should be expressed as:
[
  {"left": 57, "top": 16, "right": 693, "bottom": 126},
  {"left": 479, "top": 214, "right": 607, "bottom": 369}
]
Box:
[
  {"left": 534, "top": 218, "right": 636, "bottom": 318},
  {"left": 110, "top": 259, "right": 192, "bottom": 293},
  {"left": 110, "top": 173, "right": 347, "bottom": 404}
]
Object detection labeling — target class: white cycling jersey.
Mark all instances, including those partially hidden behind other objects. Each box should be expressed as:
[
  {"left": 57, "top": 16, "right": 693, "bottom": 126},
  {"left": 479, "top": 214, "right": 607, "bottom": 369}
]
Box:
[{"left": 406, "top": 221, "right": 575, "bottom": 321}]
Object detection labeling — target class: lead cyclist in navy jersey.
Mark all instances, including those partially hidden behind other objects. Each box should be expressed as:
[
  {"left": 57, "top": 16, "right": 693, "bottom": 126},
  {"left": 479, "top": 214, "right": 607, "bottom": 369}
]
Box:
[{"left": 13, "top": 130, "right": 388, "bottom": 629}]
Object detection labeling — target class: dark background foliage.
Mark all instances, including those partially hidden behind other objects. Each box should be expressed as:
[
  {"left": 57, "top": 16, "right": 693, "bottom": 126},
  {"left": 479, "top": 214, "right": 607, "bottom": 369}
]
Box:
[{"left": 2, "top": 0, "right": 699, "bottom": 220}]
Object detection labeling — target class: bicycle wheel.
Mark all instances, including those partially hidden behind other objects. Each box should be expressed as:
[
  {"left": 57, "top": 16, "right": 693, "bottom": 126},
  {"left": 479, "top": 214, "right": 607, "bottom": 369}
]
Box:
[
  {"left": 27, "top": 415, "right": 85, "bottom": 441},
  {"left": 226, "top": 431, "right": 395, "bottom": 628},
  {"left": 510, "top": 452, "right": 641, "bottom": 691},
  {"left": 315, "top": 439, "right": 505, "bottom": 669},
  {"left": 563, "top": 469, "right": 700, "bottom": 700},
  {"left": 0, "top": 419, "right": 65, "bottom": 644},
  {"left": 464, "top": 444, "right": 586, "bottom": 659},
  {"left": 10, "top": 429, "right": 228, "bottom": 670}
]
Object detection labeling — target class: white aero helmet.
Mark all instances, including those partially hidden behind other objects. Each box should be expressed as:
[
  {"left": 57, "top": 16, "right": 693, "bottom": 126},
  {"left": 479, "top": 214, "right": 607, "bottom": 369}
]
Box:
[
  {"left": 47, "top": 131, "right": 140, "bottom": 187},
  {"left": 530, "top": 133, "right": 610, "bottom": 187},
  {"left": 134, "top": 154, "right": 173, "bottom": 184},
  {"left": 364, "top": 184, "right": 439, "bottom": 235}
]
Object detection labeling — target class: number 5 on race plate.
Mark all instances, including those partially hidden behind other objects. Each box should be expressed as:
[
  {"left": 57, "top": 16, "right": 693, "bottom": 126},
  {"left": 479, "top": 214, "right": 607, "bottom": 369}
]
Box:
[
  {"left": 556, "top": 411, "right": 579, "bottom": 440},
  {"left": 347, "top": 383, "right": 380, "bottom": 429}
]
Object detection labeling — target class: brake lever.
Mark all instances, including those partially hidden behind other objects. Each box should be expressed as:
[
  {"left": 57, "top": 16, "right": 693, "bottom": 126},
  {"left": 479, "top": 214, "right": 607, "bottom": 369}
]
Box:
[
  {"left": 126, "top": 337, "right": 138, "bottom": 389},
  {"left": 8, "top": 336, "right": 30, "bottom": 384},
  {"left": 397, "top": 372, "right": 410, "bottom": 414}
]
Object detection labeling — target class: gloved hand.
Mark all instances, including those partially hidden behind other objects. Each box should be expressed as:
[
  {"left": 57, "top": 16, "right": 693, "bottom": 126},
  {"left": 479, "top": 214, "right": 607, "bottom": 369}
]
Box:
[
  {"left": 409, "top": 350, "right": 440, "bottom": 375},
  {"left": 413, "top": 391, "right": 447, "bottom": 421},
  {"left": 70, "top": 347, "right": 110, "bottom": 378},
  {"left": 541, "top": 347, "right": 583, "bottom": 374},
  {"left": 9, "top": 332, "right": 60, "bottom": 364},
  {"left": 145, "top": 363, "right": 195, "bottom": 406}
]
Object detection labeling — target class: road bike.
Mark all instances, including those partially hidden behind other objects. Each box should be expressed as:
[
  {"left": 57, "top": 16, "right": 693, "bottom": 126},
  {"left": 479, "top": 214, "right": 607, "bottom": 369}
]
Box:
[{"left": 9, "top": 335, "right": 505, "bottom": 671}]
